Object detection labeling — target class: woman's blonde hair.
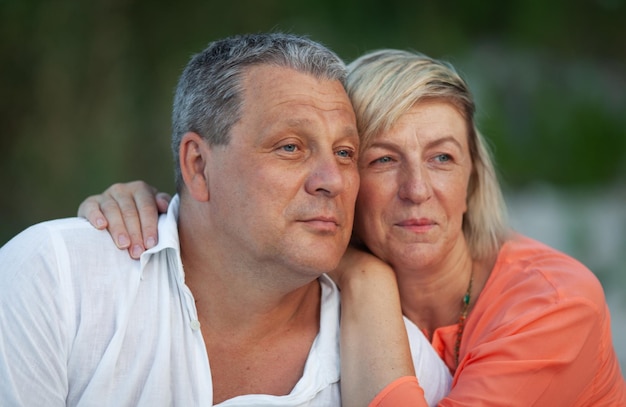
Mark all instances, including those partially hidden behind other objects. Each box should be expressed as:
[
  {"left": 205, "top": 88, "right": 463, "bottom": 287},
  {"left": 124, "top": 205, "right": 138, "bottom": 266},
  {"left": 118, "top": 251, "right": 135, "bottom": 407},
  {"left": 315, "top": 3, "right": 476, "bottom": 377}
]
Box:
[{"left": 347, "top": 49, "right": 510, "bottom": 260}]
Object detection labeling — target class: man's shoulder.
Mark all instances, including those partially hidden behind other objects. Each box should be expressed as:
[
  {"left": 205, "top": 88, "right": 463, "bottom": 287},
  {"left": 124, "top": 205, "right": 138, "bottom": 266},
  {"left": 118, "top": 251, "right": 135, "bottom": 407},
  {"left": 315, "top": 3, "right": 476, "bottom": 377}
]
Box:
[
  {"left": 2, "top": 217, "right": 120, "bottom": 258},
  {"left": 5, "top": 217, "right": 105, "bottom": 242},
  {"left": 0, "top": 217, "right": 136, "bottom": 287}
]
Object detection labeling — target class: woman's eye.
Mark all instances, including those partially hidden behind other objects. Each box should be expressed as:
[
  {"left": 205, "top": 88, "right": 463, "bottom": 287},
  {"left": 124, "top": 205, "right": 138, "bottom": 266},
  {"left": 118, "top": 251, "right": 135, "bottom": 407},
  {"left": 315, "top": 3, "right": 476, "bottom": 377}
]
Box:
[
  {"left": 374, "top": 156, "right": 393, "bottom": 164},
  {"left": 434, "top": 153, "right": 452, "bottom": 163}
]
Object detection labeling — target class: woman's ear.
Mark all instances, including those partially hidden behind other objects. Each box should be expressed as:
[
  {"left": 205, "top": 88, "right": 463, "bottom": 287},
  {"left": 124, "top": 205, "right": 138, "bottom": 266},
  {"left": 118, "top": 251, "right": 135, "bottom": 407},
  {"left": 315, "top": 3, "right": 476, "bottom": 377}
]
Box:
[{"left": 179, "top": 132, "right": 210, "bottom": 202}]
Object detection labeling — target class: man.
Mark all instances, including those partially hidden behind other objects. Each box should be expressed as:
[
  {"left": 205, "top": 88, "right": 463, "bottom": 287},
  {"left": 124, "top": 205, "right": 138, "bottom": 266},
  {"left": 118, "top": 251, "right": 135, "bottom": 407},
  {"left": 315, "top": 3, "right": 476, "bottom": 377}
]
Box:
[{"left": 1, "top": 33, "right": 449, "bottom": 406}]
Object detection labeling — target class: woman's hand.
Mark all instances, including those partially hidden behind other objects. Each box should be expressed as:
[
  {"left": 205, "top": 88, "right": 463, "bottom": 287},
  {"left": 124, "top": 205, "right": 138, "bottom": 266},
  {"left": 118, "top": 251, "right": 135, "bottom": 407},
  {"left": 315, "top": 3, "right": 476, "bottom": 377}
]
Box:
[
  {"left": 328, "top": 245, "right": 396, "bottom": 290},
  {"left": 331, "top": 246, "right": 417, "bottom": 407},
  {"left": 77, "top": 181, "right": 171, "bottom": 259}
]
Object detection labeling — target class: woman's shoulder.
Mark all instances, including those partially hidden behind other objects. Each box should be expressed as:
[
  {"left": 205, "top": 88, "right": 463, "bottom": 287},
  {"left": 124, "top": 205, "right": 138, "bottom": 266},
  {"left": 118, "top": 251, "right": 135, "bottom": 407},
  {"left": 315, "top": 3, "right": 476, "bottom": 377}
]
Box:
[{"left": 485, "top": 233, "right": 606, "bottom": 310}]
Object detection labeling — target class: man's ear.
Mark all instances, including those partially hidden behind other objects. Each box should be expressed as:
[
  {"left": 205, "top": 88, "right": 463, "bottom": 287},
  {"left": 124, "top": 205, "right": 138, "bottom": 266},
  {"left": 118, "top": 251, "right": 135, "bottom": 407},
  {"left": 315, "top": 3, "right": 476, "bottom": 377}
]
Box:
[{"left": 179, "top": 132, "right": 210, "bottom": 202}]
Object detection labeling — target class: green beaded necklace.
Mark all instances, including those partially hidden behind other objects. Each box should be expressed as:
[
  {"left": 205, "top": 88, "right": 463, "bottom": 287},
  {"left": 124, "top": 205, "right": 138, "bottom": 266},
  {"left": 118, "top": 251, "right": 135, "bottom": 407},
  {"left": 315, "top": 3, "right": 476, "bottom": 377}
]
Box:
[{"left": 454, "top": 273, "right": 474, "bottom": 367}]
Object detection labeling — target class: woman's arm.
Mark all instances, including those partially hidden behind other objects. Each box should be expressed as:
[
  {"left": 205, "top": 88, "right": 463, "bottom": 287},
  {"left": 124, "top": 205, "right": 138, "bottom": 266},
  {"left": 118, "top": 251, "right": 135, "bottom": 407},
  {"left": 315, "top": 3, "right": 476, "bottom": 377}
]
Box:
[
  {"left": 77, "top": 181, "right": 170, "bottom": 259},
  {"left": 332, "top": 247, "right": 426, "bottom": 407}
]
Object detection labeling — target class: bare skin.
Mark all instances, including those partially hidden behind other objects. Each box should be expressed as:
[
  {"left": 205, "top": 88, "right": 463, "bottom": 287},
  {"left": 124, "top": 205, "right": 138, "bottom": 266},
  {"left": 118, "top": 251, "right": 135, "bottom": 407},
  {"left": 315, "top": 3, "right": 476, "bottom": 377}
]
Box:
[
  {"left": 170, "top": 64, "right": 360, "bottom": 402},
  {"left": 354, "top": 102, "right": 482, "bottom": 335},
  {"left": 78, "top": 101, "right": 475, "bottom": 406},
  {"left": 333, "top": 246, "right": 415, "bottom": 406},
  {"left": 79, "top": 57, "right": 626, "bottom": 405},
  {"left": 77, "top": 181, "right": 171, "bottom": 258}
]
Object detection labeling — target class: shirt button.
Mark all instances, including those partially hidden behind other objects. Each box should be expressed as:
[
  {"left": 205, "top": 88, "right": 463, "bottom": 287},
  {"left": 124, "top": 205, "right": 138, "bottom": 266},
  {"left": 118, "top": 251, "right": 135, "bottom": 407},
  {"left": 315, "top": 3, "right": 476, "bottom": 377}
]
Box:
[{"left": 190, "top": 319, "right": 201, "bottom": 331}]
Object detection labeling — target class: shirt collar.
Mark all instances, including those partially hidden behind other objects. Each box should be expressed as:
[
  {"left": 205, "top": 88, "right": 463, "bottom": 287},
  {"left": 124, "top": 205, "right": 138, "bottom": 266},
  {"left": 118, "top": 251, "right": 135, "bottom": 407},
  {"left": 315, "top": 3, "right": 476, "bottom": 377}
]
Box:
[{"left": 138, "top": 194, "right": 182, "bottom": 277}]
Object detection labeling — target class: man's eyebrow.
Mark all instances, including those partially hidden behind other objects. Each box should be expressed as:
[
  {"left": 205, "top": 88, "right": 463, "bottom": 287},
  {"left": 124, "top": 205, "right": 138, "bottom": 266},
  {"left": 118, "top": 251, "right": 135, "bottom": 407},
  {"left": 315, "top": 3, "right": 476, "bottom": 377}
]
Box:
[{"left": 342, "top": 125, "right": 360, "bottom": 140}]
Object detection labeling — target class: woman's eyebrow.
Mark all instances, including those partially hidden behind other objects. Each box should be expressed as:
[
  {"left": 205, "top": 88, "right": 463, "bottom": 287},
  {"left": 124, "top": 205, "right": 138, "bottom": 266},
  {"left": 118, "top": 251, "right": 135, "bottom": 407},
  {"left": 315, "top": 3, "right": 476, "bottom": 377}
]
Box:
[
  {"left": 365, "top": 135, "right": 463, "bottom": 152},
  {"left": 425, "top": 135, "right": 463, "bottom": 150}
]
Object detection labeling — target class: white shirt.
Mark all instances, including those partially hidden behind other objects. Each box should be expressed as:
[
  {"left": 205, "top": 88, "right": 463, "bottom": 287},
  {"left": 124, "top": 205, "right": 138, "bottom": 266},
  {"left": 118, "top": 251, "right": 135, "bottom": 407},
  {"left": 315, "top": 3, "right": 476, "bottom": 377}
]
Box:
[
  {"left": 405, "top": 317, "right": 453, "bottom": 405},
  {"left": 0, "top": 196, "right": 451, "bottom": 406}
]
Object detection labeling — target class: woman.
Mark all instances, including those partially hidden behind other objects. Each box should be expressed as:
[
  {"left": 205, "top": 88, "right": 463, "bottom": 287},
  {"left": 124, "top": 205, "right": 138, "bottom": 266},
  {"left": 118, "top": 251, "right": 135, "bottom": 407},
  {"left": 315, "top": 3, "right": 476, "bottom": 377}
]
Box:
[{"left": 79, "top": 50, "right": 626, "bottom": 406}]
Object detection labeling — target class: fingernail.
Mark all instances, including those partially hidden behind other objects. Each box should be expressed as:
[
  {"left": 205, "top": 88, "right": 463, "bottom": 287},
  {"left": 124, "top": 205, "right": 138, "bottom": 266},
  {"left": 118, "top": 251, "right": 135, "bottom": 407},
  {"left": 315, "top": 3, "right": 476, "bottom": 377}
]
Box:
[
  {"left": 146, "top": 237, "right": 156, "bottom": 249},
  {"left": 96, "top": 218, "right": 106, "bottom": 228},
  {"left": 117, "top": 234, "right": 130, "bottom": 248},
  {"left": 131, "top": 245, "right": 143, "bottom": 259}
]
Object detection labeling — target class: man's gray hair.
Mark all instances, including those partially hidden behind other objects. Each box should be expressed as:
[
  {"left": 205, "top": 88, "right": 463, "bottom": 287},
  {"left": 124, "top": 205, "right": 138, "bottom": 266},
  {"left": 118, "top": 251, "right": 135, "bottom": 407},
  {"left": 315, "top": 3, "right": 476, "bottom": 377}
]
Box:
[{"left": 171, "top": 33, "right": 347, "bottom": 191}]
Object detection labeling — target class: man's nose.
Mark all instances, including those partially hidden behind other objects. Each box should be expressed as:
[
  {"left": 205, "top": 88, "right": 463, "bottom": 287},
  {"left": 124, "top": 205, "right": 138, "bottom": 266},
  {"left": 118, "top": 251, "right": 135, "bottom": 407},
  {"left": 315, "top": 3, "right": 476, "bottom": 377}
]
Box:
[{"left": 304, "top": 152, "right": 347, "bottom": 197}]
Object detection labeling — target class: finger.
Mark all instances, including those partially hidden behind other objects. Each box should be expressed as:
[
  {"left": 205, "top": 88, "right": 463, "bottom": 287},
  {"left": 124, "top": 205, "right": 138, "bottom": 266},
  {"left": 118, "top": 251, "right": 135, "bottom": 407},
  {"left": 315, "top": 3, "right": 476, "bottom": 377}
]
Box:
[
  {"left": 133, "top": 185, "right": 163, "bottom": 250},
  {"left": 77, "top": 196, "right": 109, "bottom": 230},
  {"left": 155, "top": 192, "right": 172, "bottom": 214},
  {"left": 99, "top": 184, "right": 143, "bottom": 256},
  {"left": 98, "top": 195, "right": 132, "bottom": 250},
  {"left": 110, "top": 181, "right": 158, "bottom": 259}
]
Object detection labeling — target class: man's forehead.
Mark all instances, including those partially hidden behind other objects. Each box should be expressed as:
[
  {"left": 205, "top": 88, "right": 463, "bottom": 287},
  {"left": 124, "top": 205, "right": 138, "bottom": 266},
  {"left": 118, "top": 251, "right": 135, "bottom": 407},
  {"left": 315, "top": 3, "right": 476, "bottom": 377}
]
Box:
[
  {"left": 241, "top": 65, "right": 352, "bottom": 112},
  {"left": 242, "top": 64, "right": 344, "bottom": 92},
  {"left": 282, "top": 116, "right": 359, "bottom": 139}
]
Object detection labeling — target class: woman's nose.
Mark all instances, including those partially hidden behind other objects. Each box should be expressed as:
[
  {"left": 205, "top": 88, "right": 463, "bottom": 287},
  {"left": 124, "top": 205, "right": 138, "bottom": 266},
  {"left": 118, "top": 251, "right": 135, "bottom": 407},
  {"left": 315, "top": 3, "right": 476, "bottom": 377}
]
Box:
[{"left": 397, "top": 165, "right": 432, "bottom": 203}]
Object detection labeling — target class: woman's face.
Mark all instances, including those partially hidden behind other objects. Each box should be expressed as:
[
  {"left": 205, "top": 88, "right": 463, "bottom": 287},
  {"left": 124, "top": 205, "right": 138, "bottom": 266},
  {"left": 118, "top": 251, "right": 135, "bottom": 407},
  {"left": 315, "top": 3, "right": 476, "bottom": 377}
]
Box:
[{"left": 354, "top": 100, "right": 473, "bottom": 271}]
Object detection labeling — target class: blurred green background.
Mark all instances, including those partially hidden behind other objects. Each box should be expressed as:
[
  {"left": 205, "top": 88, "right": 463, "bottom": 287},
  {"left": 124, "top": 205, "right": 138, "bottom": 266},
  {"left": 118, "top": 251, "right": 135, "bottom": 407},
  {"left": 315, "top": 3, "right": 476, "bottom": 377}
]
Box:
[{"left": 1, "top": 0, "right": 625, "bottom": 367}]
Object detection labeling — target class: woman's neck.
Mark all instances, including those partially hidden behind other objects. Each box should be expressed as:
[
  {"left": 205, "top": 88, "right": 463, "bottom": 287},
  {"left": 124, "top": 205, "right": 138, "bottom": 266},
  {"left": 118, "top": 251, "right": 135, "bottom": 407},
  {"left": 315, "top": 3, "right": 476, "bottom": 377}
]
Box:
[
  {"left": 397, "top": 259, "right": 473, "bottom": 338},
  {"left": 396, "top": 245, "right": 494, "bottom": 339}
]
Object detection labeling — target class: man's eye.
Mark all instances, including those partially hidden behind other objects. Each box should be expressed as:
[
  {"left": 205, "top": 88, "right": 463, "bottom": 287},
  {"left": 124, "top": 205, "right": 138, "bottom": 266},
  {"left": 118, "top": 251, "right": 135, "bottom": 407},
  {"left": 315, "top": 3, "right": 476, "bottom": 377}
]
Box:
[
  {"left": 336, "top": 149, "right": 355, "bottom": 158},
  {"left": 282, "top": 144, "right": 297, "bottom": 152}
]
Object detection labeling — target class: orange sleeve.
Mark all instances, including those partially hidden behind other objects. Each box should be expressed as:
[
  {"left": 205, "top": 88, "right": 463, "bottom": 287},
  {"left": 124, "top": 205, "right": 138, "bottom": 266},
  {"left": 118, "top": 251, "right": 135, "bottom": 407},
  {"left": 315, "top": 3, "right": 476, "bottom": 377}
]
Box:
[
  {"left": 369, "top": 376, "right": 428, "bottom": 407},
  {"left": 439, "top": 236, "right": 626, "bottom": 406}
]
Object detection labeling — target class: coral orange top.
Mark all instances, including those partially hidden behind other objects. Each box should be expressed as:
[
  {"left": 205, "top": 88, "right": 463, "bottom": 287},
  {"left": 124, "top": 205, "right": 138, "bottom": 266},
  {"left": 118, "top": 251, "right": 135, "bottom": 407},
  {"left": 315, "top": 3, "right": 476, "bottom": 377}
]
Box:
[{"left": 371, "top": 235, "right": 626, "bottom": 406}]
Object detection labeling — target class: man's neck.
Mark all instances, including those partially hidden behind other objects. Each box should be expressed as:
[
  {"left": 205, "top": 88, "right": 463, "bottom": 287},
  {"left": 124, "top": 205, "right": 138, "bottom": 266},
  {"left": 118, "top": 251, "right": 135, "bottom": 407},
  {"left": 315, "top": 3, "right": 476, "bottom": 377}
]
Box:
[
  {"left": 184, "top": 258, "right": 322, "bottom": 338},
  {"left": 183, "top": 250, "right": 322, "bottom": 403},
  {"left": 177, "top": 203, "right": 323, "bottom": 402}
]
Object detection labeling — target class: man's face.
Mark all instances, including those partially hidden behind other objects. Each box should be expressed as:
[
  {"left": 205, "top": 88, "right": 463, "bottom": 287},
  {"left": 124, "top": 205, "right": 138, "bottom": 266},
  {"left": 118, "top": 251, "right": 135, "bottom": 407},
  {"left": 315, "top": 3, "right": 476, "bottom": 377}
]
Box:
[{"left": 206, "top": 65, "right": 360, "bottom": 277}]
